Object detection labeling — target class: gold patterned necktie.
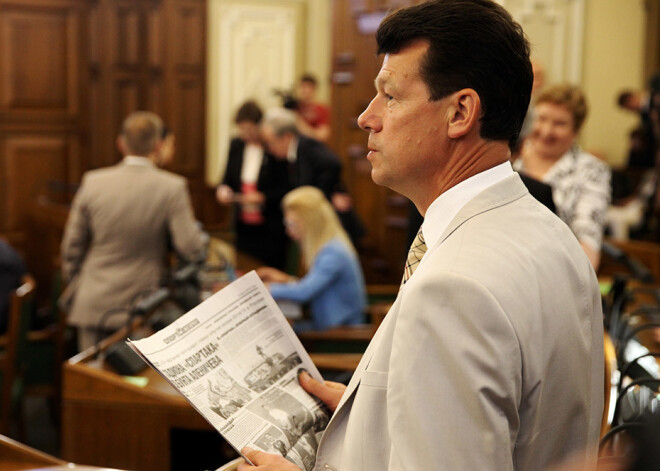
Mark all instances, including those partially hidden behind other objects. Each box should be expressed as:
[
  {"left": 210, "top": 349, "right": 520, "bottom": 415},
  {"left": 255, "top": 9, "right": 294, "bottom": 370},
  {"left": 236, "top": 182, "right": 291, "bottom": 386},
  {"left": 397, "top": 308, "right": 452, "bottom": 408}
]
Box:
[{"left": 402, "top": 227, "right": 427, "bottom": 285}]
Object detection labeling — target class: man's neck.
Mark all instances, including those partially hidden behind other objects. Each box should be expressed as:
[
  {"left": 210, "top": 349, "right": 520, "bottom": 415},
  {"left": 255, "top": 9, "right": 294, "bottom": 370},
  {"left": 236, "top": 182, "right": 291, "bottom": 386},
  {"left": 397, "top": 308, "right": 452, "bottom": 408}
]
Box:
[
  {"left": 415, "top": 140, "right": 511, "bottom": 215},
  {"left": 123, "top": 155, "right": 156, "bottom": 165}
]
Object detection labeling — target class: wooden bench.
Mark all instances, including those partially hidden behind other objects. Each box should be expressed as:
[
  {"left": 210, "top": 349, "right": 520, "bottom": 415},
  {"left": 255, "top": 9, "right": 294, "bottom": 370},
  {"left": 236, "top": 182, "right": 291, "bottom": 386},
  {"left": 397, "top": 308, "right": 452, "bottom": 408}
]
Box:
[{"left": 298, "top": 324, "right": 377, "bottom": 353}]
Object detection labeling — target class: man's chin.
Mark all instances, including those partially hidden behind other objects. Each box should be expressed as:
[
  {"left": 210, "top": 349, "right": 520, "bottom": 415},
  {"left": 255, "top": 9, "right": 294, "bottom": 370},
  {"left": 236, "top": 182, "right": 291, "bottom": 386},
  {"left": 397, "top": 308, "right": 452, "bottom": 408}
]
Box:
[{"left": 370, "top": 168, "right": 394, "bottom": 190}]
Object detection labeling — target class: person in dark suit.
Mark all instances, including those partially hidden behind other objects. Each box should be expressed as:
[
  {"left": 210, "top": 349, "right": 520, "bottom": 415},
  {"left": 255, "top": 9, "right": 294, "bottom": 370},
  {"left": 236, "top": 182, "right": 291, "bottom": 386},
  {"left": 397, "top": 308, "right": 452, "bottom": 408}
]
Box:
[
  {"left": 260, "top": 107, "right": 341, "bottom": 199},
  {"left": 260, "top": 108, "right": 365, "bottom": 244},
  {"left": 0, "top": 238, "right": 26, "bottom": 334},
  {"left": 216, "top": 101, "right": 289, "bottom": 269}
]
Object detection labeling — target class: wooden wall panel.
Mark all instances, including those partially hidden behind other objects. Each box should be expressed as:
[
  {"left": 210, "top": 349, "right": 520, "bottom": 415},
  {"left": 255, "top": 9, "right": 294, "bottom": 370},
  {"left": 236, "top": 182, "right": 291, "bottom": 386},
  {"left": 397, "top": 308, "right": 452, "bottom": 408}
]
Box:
[
  {"left": 331, "top": 0, "right": 422, "bottom": 283},
  {"left": 0, "top": 0, "right": 90, "bottom": 303},
  {"left": 164, "top": 0, "right": 206, "bottom": 218},
  {"left": 2, "top": 134, "right": 70, "bottom": 231},
  {"left": 116, "top": 79, "right": 142, "bottom": 123},
  {"left": 88, "top": 0, "right": 206, "bottom": 221},
  {"left": 172, "top": 2, "right": 205, "bottom": 68},
  {"left": 0, "top": 2, "right": 83, "bottom": 120},
  {"left": 2, "top": 12, "right": 67, "bottom": 109},
  {"left": 172, "top": 78, "right": 204, "bottom": 176},
  {"left": 116, "top": 7, "right": 142, "bottom": 66}
]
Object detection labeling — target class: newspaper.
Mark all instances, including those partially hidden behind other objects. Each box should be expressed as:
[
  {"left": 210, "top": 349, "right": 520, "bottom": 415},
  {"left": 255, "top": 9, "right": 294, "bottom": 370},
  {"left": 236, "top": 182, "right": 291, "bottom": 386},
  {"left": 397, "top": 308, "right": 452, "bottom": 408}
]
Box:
[{"left": 128, "top": 271, "right": 329, "bottom": 470}]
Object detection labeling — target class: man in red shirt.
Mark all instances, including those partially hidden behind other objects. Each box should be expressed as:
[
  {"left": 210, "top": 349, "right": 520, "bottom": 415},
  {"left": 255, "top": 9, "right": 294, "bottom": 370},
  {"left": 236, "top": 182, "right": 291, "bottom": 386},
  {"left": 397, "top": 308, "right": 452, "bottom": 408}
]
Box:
[{"left": 296, "top": 74, "right": 331, "bottom": 143}]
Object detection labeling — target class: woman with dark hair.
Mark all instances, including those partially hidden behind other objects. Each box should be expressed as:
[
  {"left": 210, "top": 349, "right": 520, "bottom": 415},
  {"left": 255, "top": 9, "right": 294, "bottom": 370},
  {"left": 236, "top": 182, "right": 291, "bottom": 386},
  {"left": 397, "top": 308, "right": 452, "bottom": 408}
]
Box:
[{"left": 216, "top": 101, "right": 289, "bottom": 268}]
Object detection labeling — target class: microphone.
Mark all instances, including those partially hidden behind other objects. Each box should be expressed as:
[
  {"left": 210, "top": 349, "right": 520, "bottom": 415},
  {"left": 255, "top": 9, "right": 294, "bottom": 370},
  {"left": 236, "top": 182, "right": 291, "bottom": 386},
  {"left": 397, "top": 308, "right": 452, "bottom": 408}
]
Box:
[
  {"left": 173, "top": 263, "right": 198, "bottom": 284},
  {"left": 132, "top": 287, "right": 170, "bottom": 316},
  {"left": 105, "top": 287, "right": 171, "bottom": 375},
  {"left": 95, "top": 307, "right": 131, "bottom": 359},
  {"left": 172, "top": 262, "right": 203, "bottom": 311},
  {"left": 602, "top": 241, "right": 654, "bottom": 283}
]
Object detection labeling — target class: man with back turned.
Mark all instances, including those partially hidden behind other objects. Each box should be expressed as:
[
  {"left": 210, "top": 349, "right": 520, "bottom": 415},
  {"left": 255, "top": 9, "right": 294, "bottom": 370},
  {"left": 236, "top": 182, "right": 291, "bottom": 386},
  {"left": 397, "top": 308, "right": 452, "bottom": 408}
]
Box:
[
  {"left": 240, "top": 1, "right": 604, "bottom": 470},
  {"left": 61, "top": 112, "right": 206, "bottom": 350}
]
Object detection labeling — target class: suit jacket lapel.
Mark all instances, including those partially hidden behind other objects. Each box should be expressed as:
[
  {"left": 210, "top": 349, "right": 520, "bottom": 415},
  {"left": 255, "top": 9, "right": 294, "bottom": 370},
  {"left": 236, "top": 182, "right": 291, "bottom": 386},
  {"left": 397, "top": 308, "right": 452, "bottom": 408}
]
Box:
[
  {"left": 326, "top": 175, "right": 528, "bottom": 424},
  {"left": 437, "top": 174, "right": 528, "bottom": 247}
]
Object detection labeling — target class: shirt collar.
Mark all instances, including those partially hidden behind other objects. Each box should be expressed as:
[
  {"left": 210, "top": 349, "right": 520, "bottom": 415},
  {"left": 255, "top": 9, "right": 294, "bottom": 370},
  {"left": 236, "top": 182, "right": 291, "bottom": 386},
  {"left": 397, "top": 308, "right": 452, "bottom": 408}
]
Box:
[
  {"left": 122, "top": 155, "right": 155, "bottom": 167},
  {"left": 422, "top": 161, "right": 513, "bottom": 251}
]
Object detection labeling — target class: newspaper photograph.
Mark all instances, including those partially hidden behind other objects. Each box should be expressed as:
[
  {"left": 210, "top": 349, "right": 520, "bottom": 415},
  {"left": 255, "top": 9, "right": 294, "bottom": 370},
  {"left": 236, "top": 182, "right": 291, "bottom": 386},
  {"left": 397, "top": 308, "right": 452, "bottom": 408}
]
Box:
[{"left": 128, "top": 271, "right": 330, "bottom": 470}]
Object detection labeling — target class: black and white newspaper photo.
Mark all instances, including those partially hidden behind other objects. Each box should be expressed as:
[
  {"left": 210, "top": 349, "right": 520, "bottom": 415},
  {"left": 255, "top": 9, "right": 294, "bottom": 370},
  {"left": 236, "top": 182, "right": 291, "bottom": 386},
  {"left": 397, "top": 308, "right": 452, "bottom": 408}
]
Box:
[{"left": 128, "top": 271, "right": 330, "bottom": 470}]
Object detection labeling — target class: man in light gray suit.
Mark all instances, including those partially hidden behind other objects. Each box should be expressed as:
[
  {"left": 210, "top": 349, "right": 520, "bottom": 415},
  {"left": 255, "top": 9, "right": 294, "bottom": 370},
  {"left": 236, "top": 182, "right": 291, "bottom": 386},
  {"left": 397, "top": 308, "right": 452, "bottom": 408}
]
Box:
[
  {"left": 61, "top": 111, "right": 205, "bottom": 350},
  {"left": 240, "top": 1, "right": 604, "bottom": 470}
]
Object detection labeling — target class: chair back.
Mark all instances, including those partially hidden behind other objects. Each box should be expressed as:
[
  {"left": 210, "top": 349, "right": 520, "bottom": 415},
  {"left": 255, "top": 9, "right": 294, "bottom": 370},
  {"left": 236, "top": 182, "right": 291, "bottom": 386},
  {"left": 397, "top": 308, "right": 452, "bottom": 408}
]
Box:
[
  {"left": 0, "top": 275, "right": 35, "bottom": 435},
  {"left": 602, "top": 332, "right": 617, "bottom": 439}
]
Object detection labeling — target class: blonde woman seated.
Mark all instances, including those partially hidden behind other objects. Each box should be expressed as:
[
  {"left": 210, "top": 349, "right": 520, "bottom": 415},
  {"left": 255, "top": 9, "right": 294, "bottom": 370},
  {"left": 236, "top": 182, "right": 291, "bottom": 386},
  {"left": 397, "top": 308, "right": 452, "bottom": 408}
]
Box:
[
  {"left": 257, "top": 186, "right": 366, "bottom": 332},
  {"left": 514, "top": 84, "right": 611, "bottom": 270}
]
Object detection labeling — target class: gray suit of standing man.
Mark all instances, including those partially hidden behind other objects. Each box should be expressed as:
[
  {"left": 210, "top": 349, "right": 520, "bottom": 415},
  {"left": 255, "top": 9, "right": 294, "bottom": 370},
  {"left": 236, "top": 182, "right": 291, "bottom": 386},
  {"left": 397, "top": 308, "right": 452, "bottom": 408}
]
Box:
[
  {"left": 240, "top": 1, "right": 604, "bottom": 471},
  {"left": 61, "top": 111, "right": 206, "bottom": 350}
]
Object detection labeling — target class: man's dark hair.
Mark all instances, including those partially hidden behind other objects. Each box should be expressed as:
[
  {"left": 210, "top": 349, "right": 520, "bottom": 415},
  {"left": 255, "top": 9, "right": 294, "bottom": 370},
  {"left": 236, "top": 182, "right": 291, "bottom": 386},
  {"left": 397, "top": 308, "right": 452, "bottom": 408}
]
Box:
[
  {"left": 617, "top": 91, "right": 634, "bottom": 108},
  {"left": 376, "top": 0, "right": 533, "bottom": 149},
  {"left": 235, "top": 100, "right": 263, "bottom": 124},
  {"left": 299, "top": 73, "right": 318, "bottom": 87}
]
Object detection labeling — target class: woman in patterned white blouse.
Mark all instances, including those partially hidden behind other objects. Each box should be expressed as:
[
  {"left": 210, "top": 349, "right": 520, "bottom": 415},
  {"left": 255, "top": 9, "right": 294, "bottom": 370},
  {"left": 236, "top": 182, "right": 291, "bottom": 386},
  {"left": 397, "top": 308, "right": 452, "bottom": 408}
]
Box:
[{"left": 515, "top": 84, "right": 611, "bottom": 270}]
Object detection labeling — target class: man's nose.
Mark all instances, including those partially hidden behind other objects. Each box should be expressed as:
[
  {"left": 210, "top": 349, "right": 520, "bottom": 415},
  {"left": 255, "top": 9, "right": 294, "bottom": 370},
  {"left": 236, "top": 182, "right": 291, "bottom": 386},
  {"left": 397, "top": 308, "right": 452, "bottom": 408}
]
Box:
[{"left": 358, "top": 97, "right": 382, "bottom": 132}]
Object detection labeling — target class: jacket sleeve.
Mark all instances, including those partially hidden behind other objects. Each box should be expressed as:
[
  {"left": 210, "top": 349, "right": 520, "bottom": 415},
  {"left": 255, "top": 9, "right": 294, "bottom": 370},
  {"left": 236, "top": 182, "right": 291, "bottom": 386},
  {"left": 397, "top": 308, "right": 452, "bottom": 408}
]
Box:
[
  {"left": 312, "top": 143, "right": 342, "bottom": 199},
  {"left": 221, "top": 138, "right": 243, "bottom": 191},
  {"left": 269, "top": 244, "right": 342, "bottom": 303},
  {"left": 386, "top": 273, "right": 521, "bottom": 470},
  {"left": 167, "top": 179, "right": 206, "bottom": 263},
  {"left": 60, "top": 178, "right": 92, "bottom": 283}
]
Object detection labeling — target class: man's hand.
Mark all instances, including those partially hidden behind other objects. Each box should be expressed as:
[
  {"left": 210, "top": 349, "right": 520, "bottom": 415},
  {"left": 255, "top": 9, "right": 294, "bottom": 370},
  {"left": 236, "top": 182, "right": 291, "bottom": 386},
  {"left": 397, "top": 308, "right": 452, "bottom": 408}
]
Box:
[
  {"left": 299, "top": 371, "right": 346, "bottom": 413},
  {"left": 237, "top": 448, "right": 301, "bottom": 470},
  {"left": 240, "top": 191, "right": 266, "bottom": 205},
  {"left": 216, "top": 185, "right": 234, "bottom": 204}
]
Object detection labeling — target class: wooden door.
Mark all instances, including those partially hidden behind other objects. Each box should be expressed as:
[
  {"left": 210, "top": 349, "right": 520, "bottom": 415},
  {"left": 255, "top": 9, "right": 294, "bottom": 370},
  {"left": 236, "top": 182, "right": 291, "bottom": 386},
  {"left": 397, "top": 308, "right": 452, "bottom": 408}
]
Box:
[
  {"left": 330, "top": 0, "right": 421, "bottom": 284},
  {"left": 0, "top": 0, "right": 91, "bottom": 298}
]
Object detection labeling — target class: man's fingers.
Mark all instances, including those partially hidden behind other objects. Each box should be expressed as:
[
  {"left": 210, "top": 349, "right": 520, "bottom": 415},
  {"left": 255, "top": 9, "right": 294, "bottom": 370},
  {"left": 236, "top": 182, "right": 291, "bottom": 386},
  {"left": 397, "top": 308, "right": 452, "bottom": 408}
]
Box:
[
  {"left": 241, "top": 447, "right": 264, "bottom": 465},
  {"left": 298, "top": 371, "right": 346, "bottom": 411},
  {"left": 238, "top": 447, "right": 302, "bottom": 470},
  {"left": 298, "top": 371, "right": 325, "bottom": 396}
]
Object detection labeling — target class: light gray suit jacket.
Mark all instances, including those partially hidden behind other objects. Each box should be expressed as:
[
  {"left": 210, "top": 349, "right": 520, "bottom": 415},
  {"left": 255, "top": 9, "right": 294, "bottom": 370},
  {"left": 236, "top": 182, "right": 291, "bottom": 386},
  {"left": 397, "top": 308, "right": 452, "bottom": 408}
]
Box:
[
  {"left": 60, "top": 160, "right": 205, "bottom": 328},
  {"left": 314, "top": 174, "right": 604, "bottom": 470}
]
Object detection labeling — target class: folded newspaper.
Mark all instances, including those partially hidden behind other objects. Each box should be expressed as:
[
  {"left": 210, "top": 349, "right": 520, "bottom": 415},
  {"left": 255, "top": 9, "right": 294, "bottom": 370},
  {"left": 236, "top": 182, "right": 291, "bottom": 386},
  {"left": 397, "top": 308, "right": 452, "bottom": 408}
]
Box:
[{"left": 128, "top": 271, "right": 330, "bottom": 470}]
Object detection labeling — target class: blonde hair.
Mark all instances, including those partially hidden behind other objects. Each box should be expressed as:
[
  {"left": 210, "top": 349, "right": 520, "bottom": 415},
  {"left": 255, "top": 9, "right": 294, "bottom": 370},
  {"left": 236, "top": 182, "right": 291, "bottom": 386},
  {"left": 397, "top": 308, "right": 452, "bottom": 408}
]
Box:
[
  {"left": 535, "top": 84, "right": 588, "bottom": 133},
  {"left": 282, "top": 186, "right": 354, "bottom": 269}
]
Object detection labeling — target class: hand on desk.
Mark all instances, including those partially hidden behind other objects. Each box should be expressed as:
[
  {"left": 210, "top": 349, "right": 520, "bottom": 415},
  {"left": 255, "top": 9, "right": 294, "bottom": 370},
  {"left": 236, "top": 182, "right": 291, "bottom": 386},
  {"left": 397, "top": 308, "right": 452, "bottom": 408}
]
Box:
[
  {"left": 237, "top": 372, "right": 347, "bottom": 469},
  {"left": 256, "top": 266, "right": 294, "bottom": 284}
]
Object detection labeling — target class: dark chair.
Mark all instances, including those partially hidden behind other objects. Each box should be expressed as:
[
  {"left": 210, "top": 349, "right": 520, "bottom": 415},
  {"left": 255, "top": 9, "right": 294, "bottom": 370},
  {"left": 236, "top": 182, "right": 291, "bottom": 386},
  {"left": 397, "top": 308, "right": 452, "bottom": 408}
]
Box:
[{"left": 0, "top": 275, "right": 36, "bottom": 436}]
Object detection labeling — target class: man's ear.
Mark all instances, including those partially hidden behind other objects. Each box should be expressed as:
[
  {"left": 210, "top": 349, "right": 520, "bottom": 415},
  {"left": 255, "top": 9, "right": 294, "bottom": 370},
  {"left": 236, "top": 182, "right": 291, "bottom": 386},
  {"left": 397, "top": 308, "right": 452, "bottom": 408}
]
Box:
[
  {"left": 447, "top": 89, "right": 481, "bottom": 139},
  {"left": 116, "top": 136, "right": 126, "bottom": 155}
]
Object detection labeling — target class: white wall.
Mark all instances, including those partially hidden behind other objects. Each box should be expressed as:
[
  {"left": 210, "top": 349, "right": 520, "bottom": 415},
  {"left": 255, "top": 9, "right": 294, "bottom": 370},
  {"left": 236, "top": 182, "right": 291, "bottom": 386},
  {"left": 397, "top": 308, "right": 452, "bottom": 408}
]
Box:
[
  {"left": 580, "top": 0, "right": 646, "bottom": 167},
  {"left": 207, "top": 0, "right": 647, "bottom": 177},
  {"left": 206, "top": 0, "right": 332, "bottom": 185}
]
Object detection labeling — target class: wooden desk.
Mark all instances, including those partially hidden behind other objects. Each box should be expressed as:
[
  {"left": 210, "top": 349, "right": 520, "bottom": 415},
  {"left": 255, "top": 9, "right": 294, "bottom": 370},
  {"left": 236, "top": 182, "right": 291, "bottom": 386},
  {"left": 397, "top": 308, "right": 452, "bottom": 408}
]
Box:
[
  {"left": 61, "top": 327, "right": 364, "bottom": 470},
  {"left": 1, "top": 433, "right": 66, "bottom": 470},
  {"left": 298, "top": 325, "right": 376, "bottom": 353},
  {"left": 0, "top": 433, "right": 125, "bottom": 470},
  {"left": 61, "top": 329, "right": 217, "bottom": 471},
  {"left": 309, "top": 353, "right": 362, "bottom": 372}
]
